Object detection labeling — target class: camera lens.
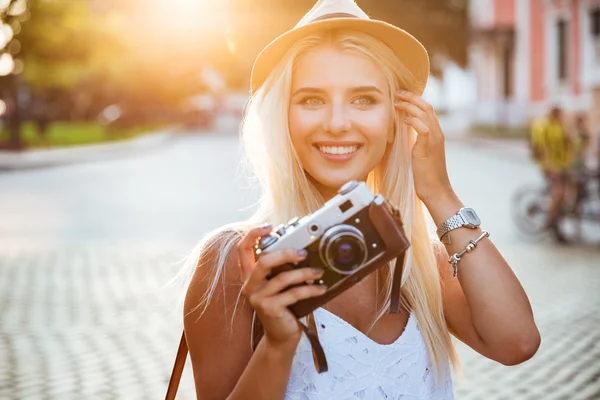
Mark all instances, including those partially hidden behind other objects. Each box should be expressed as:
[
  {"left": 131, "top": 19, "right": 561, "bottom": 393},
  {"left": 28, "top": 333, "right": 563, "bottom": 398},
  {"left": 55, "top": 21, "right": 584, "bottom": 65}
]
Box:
[
  {"left": 319, "top": 225, "right": 368, "bottom": 274},
  {"left": 329, "top": 237, "right": 365, "bottom": 271}
]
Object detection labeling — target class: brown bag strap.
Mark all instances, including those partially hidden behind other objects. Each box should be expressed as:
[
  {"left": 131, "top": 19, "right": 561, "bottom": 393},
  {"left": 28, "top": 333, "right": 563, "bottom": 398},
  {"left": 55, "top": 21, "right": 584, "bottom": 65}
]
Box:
[
  {"left": 300, "top": 313, "right": 328, "bottom": 373},
  {"left": 164, "top": 255, "right": 405, "bottom": 398},
  {"left": 389, "top": 252, "right": 405, "bottom": 314},
  {"left": 164, "top": 332, "right": 188, "bottom": 400},
  {"left": 251, "top": 311, "right": 328, "bottom": 373}
]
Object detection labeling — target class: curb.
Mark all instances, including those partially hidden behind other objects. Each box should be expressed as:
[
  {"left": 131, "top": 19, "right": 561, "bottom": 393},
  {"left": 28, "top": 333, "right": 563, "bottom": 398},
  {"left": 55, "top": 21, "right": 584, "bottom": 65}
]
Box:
[
  {"left": 447, "top": 135, "right": 532, "bottom": 164},
  {"left": 0, "top": 130, "right": 175, "bottom": 172},
  {"left": 458, "top": 136, "right": 530, "bottom": 158}
]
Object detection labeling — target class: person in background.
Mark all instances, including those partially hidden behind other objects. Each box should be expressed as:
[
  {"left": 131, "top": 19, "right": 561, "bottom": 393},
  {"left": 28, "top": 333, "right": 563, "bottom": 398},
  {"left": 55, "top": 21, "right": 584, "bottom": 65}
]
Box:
[
  {"left": 572, "top": 114, "right": 591, "bottom": 172},
  {"left": 596, "top": 124, "right": 600, "bottom": 171},
  {"left": 530, "top": 106, "right": 572, "bottom": 242},
  {"left": 571, "top": 114, "right": 592, "bottom": 213}
]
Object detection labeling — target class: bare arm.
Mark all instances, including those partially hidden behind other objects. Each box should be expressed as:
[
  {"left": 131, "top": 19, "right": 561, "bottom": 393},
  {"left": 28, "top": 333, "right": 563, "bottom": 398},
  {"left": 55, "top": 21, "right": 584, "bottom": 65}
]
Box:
[
  {"left": 184, "top": 235, "right": 251, "bottom": 399},
  {"left": 430, "top": 194, "right": 541, "bottom": 366},
  {"left": 394, "top": 89, "right": 541, "bottom": 365},
  {"left": 184, "top": 228, "right": 325, "bottom": 400}
]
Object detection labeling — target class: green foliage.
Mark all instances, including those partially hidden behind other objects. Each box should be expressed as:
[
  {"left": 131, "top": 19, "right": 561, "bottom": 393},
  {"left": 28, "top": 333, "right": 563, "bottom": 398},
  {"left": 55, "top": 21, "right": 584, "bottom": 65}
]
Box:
[
  {"left": 362, "top": 0, "right": 469, "bottom": 73},
  {"left": 4, "top": 0, "right": 470, "bottom": 120},
  {"left": 0, "top": 121, "right": 160, "bottom": 148},
  {"left": 16, "top": 0, "right": 111, "bottom": 90},
  {"left": 468, "top": 124, "right": 530, "bottom": 140}
]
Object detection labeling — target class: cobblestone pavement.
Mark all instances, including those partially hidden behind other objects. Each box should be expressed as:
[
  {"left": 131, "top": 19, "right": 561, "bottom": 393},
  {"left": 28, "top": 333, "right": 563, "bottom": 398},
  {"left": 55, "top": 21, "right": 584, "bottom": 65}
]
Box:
[{"left": 0, "top": 133, "right": 599, "bottom": 399}]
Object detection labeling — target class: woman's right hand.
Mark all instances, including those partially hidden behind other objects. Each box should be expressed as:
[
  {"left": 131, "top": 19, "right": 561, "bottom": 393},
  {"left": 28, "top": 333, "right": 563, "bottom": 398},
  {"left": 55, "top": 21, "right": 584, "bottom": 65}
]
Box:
[{"left": 237, "top": 225, "right": 327, "bottom": 351}]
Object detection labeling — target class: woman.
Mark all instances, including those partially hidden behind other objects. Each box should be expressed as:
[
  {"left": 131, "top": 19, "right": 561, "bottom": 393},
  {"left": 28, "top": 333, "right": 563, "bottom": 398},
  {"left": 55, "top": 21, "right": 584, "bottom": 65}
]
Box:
[{"left": 181, "top": 1, "right": 541, "bottom": 399}]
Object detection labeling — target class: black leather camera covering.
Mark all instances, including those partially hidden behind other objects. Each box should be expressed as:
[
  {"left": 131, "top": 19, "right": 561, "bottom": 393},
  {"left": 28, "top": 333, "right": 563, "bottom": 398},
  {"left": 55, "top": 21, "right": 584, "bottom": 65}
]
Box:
[{"left": 286, "top": 198, "right": 410, "bottom": 317}]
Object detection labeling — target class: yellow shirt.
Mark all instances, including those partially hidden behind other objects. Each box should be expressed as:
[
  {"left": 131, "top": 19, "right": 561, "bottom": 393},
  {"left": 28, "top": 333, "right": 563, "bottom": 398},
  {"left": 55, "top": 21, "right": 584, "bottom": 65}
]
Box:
[{"left": 530, "top": 118, "right": 571, "bottom": 171}]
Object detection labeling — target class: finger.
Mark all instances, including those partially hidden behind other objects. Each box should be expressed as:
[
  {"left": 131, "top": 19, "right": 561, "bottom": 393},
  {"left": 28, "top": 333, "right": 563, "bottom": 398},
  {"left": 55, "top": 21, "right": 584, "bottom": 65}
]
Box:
[
  {"left": 404, "top": 113, "right": 445, "bottom": 148},
  {"left": 394, "top": 100, "right": 428, "bottom": 121},
  {"left": 259, "top": 284, "right": 328, "bottom": 316},
  {"left": 396, "top": 90, "right": 435, "bottom": 115},
  {"left": 403, "top": 116, "right": 430, "bottom": 136},
  {"left": 257, "top": 267, "right": 325, "bottom": 298},
  {"left": 236, "top": 224, "right": 272, "bottom": 280},
  {"left": 404, "top": 117, "right": 430, "bottom": 157},
  {"left": 243, "top": 248, "right": 308, "bottom": 293}
]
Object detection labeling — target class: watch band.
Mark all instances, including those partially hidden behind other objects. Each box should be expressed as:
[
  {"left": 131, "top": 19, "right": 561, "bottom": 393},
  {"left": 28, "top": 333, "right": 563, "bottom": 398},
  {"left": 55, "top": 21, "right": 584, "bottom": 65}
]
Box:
[{"left": 437, "top": 214, "right": 465, "bottom": 244}]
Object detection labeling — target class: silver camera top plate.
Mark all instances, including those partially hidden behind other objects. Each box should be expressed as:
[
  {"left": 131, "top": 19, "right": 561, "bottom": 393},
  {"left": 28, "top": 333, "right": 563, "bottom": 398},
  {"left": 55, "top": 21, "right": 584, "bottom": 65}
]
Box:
[{"left": 261, "top": 181, "right": 375, "bottom": 254}]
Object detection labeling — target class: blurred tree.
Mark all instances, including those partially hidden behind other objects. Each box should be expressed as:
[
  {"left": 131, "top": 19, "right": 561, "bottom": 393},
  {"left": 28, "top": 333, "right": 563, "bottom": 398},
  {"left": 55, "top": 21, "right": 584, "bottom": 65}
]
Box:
[
  {"left": 18, "top": 1, "right": 95, "bottom": 89},
  {"left": 1, "top": 0, "right": 470, "bottom": 149},
  {"left": 4, "top": 1, "right": 201, "bottom": 125},
  {"left": 361, "top": 0, "right": 469, "bottom": 74},
  {"left": 0, "top": 0, "right": 27, "bottom": 149},
  {"left": 16, "top": 0, "right": 124, "bottom": 121}
]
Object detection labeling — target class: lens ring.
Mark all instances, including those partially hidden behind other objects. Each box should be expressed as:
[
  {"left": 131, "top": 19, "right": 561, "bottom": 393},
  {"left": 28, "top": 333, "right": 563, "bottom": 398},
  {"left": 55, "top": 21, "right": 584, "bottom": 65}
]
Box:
[{"left": 319, "top": 225, "right": 368, "bottom": 275}]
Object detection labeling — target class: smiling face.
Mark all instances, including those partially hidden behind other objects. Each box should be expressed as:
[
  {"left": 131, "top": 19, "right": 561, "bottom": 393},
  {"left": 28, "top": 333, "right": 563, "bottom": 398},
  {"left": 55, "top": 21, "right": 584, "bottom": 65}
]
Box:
[{"left": 288, "top": 44, "right": 395, "bottom": 200}]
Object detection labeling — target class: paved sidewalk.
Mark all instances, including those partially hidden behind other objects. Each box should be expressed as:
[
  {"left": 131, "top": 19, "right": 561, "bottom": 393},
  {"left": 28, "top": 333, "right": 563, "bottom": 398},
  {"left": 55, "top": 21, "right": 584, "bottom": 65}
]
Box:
[
  {"left": 0, "top": 243, "right": 198, "bottom": 400},
  {"left": 1, "top": 241, "right": 599, "bottom": 400}
]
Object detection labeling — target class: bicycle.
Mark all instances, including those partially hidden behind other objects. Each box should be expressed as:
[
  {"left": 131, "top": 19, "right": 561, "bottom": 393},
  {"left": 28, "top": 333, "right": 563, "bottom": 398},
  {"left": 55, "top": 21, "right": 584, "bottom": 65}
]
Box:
[{"left": 511, "top": 168, "right": 600, "bottom": 244}]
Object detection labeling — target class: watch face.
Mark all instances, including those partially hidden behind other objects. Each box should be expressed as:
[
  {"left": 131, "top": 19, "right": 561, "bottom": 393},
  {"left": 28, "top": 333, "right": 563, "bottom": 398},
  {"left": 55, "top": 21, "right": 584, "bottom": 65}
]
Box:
[{"left": 461, "top": 208, "right": 481, "bottom": 226}]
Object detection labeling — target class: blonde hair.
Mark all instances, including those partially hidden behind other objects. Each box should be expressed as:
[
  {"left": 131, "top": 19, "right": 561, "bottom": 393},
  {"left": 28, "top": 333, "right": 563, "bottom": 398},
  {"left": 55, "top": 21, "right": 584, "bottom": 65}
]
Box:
[{"left": 177, "top": 28, "right": 459, "bottom": 383}]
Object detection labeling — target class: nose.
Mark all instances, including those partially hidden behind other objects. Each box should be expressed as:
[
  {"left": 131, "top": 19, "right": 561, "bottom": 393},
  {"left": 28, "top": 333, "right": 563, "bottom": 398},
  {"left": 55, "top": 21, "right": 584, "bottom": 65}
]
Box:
[{"left": 323, "top": 100, "right": 351, "bottom": 135}]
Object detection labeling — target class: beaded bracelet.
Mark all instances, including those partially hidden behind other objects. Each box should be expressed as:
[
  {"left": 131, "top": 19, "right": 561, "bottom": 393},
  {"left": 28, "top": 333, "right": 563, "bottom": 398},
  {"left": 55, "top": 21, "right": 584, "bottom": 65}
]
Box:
[{"left": 448, "top": 230, "right": 490, "bottom": 278}]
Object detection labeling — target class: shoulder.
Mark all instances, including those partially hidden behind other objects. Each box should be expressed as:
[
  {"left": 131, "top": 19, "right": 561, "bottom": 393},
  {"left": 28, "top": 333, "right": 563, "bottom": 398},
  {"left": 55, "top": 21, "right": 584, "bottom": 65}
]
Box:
[
  {"left": 199, "top": 229, "right": 244, "bottom": 273},
  {"left": 183, "top": 228, "right": 245, "bottom": 316},
  {"left": 531, "top": 118, "right": 548, "bottom": 133}
]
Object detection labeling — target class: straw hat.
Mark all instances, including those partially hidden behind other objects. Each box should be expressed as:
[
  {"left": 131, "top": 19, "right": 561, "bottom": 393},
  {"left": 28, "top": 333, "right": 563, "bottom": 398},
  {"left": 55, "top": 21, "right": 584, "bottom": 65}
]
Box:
[{"left": 250, "top": 0, "right": 430, "bottom": 95}]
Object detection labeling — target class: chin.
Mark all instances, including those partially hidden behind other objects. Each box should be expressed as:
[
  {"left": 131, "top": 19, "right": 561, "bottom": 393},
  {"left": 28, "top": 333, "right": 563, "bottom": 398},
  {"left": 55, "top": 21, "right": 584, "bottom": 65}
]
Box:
[{"left": 312, "top": 172, "right": 364, "bottom": 191}]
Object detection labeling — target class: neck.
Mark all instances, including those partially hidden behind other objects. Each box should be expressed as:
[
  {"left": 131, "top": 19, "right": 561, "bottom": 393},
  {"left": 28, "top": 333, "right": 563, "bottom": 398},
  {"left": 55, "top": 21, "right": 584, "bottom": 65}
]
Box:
[{"left": 311, "top": 180, "right": 339, "bottom": 202}]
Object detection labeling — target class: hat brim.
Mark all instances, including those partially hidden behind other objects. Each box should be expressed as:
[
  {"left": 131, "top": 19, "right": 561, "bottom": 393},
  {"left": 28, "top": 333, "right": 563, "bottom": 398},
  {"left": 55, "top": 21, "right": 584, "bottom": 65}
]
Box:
[{"left": 250, "top": 18, "right": 430, "bottom": 95}]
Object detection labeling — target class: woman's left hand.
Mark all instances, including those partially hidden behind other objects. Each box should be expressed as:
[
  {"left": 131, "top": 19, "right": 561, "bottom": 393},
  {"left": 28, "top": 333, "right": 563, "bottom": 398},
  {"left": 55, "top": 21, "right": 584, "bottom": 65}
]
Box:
[{"left": 394, "top": 90, "right": 455, "bottom": 205}]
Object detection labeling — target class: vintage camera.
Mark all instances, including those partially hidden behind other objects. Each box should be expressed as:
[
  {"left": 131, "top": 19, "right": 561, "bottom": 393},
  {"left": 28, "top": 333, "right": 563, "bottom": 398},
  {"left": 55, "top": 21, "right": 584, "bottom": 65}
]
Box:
[{"left": 254, "top": 180, "right": 410, "bottom": 318}]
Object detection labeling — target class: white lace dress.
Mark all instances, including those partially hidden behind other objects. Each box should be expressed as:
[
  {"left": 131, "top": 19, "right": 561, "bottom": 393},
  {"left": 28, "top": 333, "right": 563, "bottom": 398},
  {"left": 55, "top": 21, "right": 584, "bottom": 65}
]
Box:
[{"left": 285, "top": 307, "right": 454, "bottom": 400}]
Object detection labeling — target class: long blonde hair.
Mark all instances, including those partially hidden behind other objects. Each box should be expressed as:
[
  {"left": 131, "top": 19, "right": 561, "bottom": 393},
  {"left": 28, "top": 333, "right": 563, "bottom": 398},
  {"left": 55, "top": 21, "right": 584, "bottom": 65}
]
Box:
[{"left": 177, "top": 28, "right": 459, "bottom": 383}]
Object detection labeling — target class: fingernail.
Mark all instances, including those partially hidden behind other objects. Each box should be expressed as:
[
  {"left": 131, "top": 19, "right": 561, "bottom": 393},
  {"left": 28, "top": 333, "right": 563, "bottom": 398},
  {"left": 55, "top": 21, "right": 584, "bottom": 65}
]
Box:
[
  {"left": 403, "top": 116, "right": 409, "bottom": 121},
  {"left": 318, "top": 284, "right": 328, "bottom": 292},
  {"left": 398, "top": 90, "right": 406, "bottom": 95},
  {"left": 260, "top": 223, "right": 272, "bottom": 229},
  {"left": 296, "top": 249, "right": 308, "bottom": 257},
  {"left": 312, "top": 267, "right": 324, "bottom": 275}
]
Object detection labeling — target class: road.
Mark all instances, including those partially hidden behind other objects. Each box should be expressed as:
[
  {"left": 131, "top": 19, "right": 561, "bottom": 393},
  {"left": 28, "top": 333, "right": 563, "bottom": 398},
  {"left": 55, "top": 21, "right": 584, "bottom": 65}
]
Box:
[{"left": 0, "top": 130, "right": 599, "bottom": 399}]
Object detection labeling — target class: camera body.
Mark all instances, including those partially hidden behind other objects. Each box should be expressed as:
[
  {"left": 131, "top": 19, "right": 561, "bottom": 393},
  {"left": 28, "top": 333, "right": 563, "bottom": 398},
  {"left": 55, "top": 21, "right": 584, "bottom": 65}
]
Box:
[{"left": 255, "top": 181, "right": 409, "bottom": 317}]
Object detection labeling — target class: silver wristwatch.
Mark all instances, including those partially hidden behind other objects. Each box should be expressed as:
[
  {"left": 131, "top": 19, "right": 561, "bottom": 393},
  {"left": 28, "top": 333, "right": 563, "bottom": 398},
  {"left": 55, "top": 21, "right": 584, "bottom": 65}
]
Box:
[{"left": 437, "top": 207, "right": 481, "bottom": 244}]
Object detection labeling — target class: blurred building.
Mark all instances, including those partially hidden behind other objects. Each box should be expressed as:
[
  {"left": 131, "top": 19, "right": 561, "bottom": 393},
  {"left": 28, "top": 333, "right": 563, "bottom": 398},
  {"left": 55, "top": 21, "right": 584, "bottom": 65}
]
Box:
[{"left": 469, "top": 0, "right": 600, "bottom": 131}]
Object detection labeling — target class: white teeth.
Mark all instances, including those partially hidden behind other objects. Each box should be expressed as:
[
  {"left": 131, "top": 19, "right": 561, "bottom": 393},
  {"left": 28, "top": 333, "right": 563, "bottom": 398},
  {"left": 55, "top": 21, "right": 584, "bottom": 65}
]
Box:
[{"left": 316, "top": 145, "right": 359, "bottom": 155}]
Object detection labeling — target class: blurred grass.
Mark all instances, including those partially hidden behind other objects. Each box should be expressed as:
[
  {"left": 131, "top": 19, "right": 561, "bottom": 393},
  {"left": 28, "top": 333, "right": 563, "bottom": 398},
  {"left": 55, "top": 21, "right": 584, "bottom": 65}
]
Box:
[
  {"left": 467, "top": 124, "right": 530, "bottom": 140},
  {"left": 0, "top": 121, "right": 162, "bottom": 149}
]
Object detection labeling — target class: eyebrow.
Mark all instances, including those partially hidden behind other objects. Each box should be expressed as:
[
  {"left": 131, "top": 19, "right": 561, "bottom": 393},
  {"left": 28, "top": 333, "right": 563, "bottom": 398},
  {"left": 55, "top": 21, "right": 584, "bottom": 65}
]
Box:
[{"left": 292, "top": 85, "right": 383, "bottom": 97}]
